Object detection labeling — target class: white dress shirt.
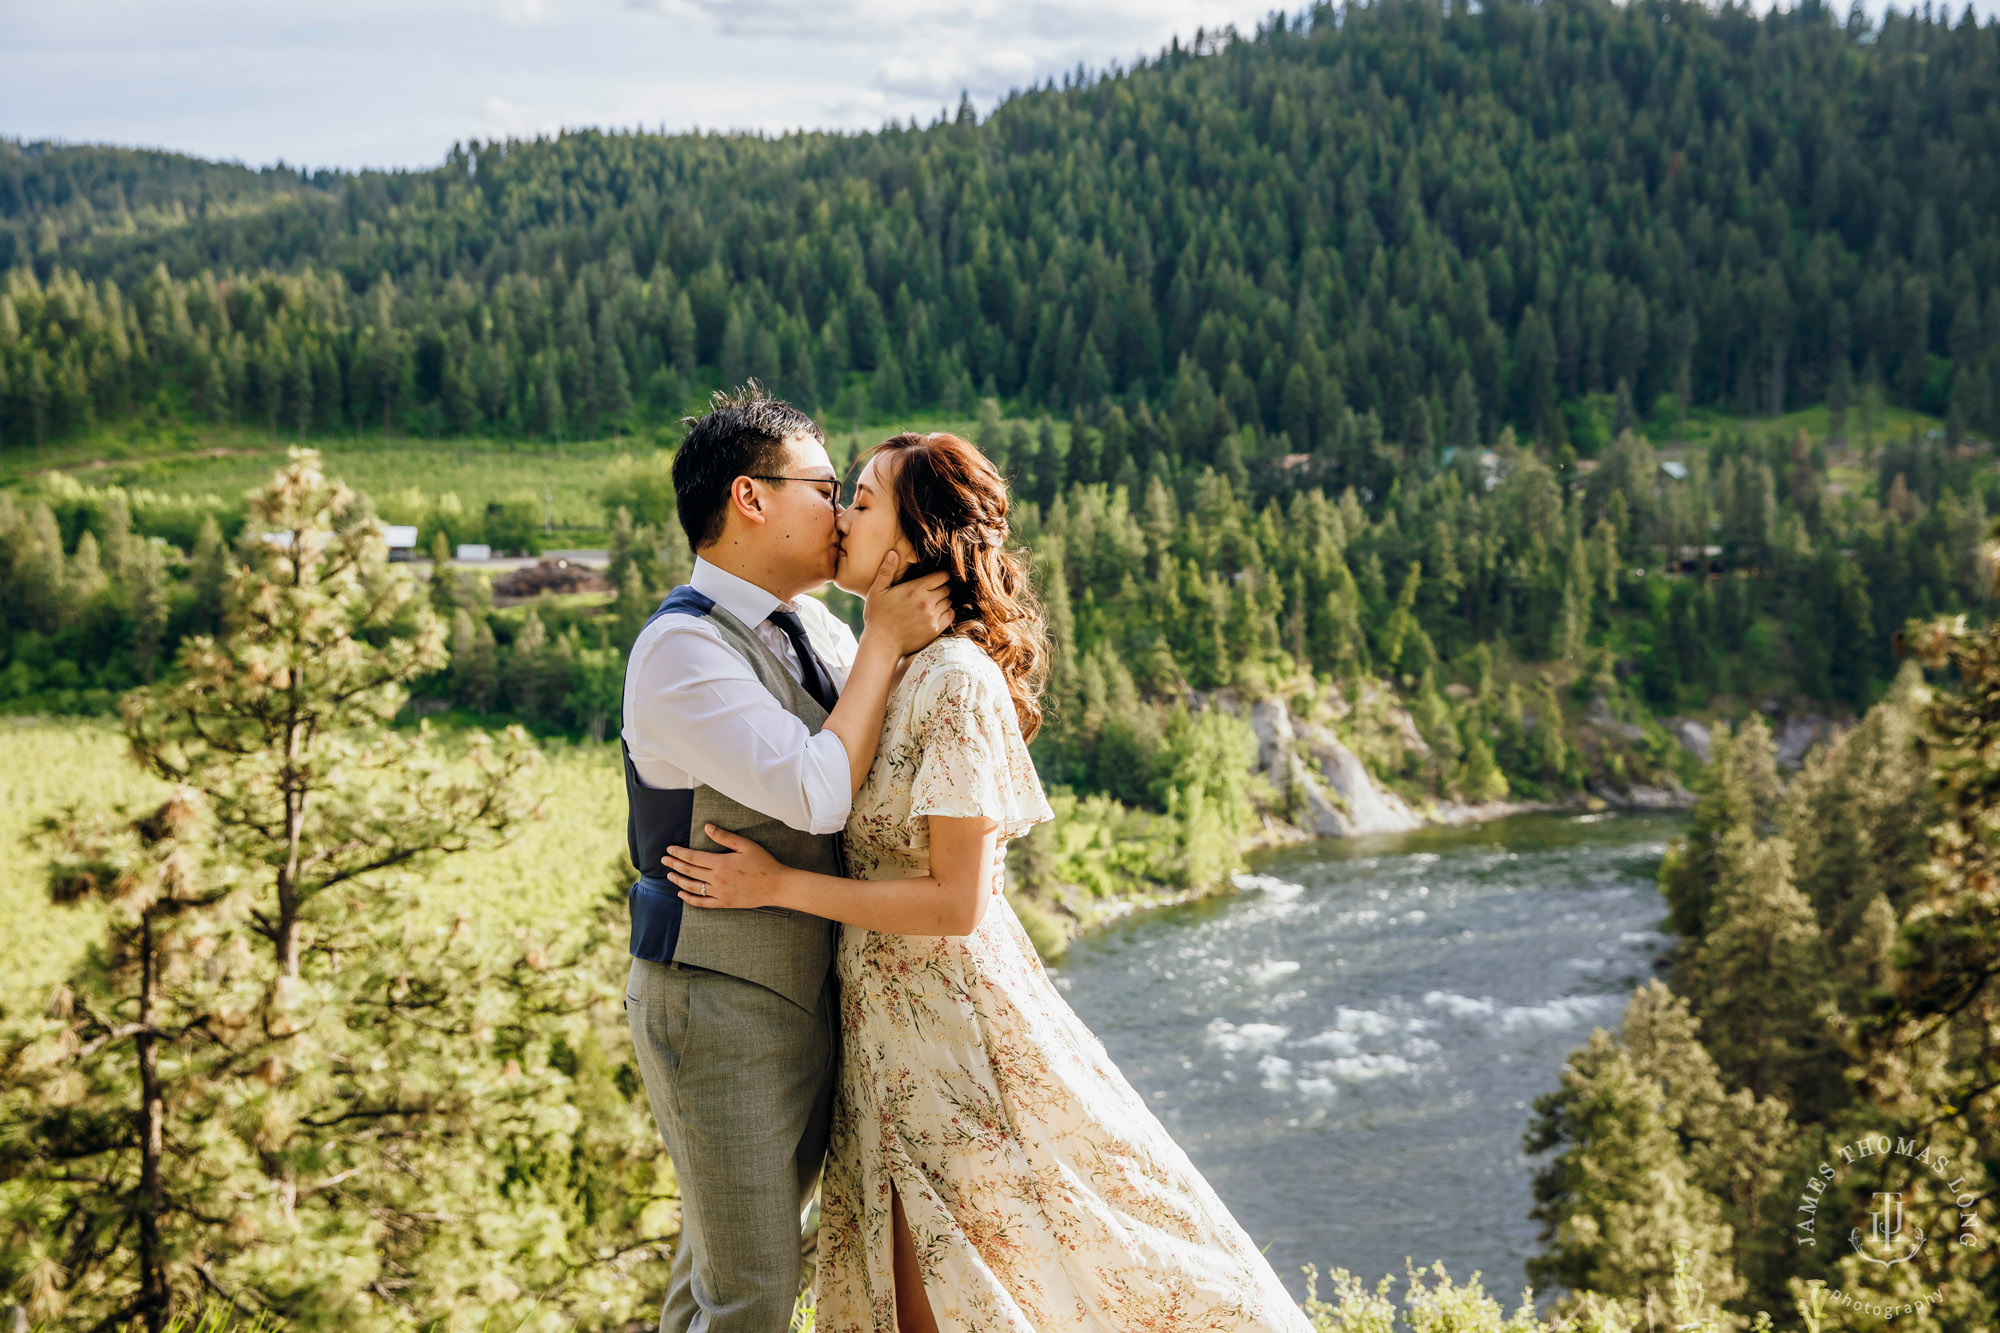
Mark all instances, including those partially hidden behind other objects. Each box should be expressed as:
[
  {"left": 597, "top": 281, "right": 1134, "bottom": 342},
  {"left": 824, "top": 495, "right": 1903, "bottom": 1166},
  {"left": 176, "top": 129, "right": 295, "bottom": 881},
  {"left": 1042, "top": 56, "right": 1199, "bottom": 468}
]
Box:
[{"left": 621, "top": 557, "right": 860, "bottom": 836}]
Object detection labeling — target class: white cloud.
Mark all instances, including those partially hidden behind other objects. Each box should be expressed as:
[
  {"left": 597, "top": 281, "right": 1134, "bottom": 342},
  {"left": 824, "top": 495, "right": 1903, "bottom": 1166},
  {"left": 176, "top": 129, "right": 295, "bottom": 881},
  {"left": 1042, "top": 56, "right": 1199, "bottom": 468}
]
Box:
[
  {"left": 488, "top": 0, "right": 556, "bottom": 24},
  {"left": 480, "top": 95, "right": 535, "bottom": 135},
  {"left": 7, "top": 0, "right": 1995, "bottom": 170},
  {"left": 622, "top": 0, "right": 1275, "bottom": 112}
]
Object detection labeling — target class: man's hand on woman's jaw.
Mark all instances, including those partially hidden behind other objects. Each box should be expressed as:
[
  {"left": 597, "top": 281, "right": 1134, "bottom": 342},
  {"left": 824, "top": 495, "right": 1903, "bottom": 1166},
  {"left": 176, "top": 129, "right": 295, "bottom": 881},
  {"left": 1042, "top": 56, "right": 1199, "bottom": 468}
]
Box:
[{"left": 861, "top": 551, "right": 954, "bottom": 658}]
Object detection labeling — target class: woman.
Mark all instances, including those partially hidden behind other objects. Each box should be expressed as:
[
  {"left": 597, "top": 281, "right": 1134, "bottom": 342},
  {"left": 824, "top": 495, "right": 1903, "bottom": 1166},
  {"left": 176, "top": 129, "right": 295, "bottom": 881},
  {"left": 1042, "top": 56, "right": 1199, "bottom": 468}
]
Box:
[{"left": 661, "top": 432, "right": 1311, "bottom": 1333}]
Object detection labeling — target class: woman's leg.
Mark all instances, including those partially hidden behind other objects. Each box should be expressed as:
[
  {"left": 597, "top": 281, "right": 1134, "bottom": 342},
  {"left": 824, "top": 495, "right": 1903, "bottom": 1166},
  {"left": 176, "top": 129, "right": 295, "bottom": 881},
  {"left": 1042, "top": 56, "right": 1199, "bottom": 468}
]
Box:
[{"left": 889, "top": 1178, "right": 939, "bottom": 1333}]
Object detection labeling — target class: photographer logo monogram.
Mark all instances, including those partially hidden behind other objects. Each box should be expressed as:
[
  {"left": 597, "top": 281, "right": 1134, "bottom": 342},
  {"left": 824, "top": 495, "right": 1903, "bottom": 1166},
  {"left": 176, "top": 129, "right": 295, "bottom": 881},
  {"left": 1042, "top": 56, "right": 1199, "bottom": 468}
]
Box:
[
  {"left": 1853, "top": 1188, "right": 1924, "bottom": 1266},
  {"left": 1790, "top": 1129, "right": 1987, "bottom": 1317}
]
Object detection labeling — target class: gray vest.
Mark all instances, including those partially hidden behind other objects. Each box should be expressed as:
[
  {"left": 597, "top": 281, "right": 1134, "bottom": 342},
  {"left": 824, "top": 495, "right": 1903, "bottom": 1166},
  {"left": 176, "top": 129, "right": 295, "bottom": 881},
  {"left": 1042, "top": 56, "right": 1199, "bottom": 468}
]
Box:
[{"left": 623, "top": 588, "right": 842, "bottom": 1011}]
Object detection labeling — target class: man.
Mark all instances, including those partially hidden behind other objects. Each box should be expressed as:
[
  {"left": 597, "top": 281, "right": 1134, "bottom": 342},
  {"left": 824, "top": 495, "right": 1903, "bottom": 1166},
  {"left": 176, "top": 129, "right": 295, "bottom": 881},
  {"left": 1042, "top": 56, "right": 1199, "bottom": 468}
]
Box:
[{"left": 621, "top": 384, "right": 951, "bottom": 1333}]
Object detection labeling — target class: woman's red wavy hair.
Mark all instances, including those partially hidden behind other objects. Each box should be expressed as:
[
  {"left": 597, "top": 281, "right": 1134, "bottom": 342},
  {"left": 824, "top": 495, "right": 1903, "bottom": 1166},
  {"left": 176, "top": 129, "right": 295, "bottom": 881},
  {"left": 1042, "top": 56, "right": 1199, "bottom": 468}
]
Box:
[{"left": 861, "top": 431, "right": 1050, "bottom": 742}]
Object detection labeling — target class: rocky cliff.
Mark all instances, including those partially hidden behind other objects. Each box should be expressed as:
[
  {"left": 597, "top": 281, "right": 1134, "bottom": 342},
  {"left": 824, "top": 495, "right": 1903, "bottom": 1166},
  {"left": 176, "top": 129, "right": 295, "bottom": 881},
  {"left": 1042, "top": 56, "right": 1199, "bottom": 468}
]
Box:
[{"left": 1213, "top": 681, "right": 1698, "bottom": 839}]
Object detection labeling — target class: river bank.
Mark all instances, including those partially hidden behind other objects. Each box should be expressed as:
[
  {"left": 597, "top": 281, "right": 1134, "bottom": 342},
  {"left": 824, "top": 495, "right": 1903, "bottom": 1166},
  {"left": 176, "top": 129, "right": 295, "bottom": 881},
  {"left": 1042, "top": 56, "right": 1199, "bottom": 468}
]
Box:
[{"left": 1009, "top": 674, "right": 1702, "bottom": 959}]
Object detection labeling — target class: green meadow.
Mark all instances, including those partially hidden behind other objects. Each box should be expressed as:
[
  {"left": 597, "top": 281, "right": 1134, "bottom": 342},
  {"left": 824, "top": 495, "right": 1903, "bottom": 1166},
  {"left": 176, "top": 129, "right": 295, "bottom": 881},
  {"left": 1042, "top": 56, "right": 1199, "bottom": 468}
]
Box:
[
  {"left": 0, "top": 411, "right": 999, "bottom": 547},
  {"left": 0, "top": 717, "right": 630, "bottom": 1019}
]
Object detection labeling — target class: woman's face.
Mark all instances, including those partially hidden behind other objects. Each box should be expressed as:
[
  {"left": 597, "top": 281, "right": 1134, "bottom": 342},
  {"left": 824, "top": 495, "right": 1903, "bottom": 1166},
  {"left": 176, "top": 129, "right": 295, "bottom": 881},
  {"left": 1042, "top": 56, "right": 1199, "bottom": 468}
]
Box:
[{"left": 834, "top": 451, "right": 916, "bottom": 595}]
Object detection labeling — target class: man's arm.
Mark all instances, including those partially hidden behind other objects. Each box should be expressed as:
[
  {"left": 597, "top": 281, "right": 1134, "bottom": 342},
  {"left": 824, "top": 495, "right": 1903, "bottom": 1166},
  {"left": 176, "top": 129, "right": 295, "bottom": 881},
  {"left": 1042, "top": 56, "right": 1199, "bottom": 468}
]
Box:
[
  {"left": 627, "top": 624, "right": 854, "bottom": 834},
  {"left": 626, "top": 552, "right": 951, "bottom": 832},
  {"left": 814, "top": 552, "right": 951, "bottom": 797}
]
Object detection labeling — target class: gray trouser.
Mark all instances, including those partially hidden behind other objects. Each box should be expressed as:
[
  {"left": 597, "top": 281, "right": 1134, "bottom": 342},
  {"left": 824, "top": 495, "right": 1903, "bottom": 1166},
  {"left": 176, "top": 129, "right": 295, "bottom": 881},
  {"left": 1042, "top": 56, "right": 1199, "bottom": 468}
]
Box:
[{"left": 626, "top": 957, "right": 838, "bottom": 1333}]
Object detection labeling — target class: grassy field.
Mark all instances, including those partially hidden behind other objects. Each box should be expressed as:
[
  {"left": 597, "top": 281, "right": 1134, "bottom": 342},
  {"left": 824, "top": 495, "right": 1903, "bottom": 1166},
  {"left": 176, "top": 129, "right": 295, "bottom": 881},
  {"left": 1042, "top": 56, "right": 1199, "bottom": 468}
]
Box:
[
  {"left": 1654, "top": 399, "right": 1946, "bottom": 453},
  {"left": 0, "top": 411, "right": 998, "bottom": 544},
  {"left": 2, "top": 400, "right": 1950, "bottom": 541},
  {"left": 4, "top": 428, "right": 651, "bottom": 542},
  {"left": 0, "top": 720, "right": 165, "bottom": 1012},
  {"left": 0, "top": 717, "right": 632, "bottom": 1020}
]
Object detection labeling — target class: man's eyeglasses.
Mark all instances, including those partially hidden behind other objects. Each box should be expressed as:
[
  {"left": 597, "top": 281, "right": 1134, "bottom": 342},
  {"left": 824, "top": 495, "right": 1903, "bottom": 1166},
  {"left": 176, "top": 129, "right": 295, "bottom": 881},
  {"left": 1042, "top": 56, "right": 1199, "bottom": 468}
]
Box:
[{"left": 751, "top": 475, "right": 842, "bottom": 507}]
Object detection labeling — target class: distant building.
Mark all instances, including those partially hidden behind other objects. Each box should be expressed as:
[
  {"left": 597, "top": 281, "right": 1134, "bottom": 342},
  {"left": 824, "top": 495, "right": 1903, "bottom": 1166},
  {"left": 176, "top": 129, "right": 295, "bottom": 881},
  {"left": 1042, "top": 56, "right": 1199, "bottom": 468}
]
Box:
[
  {"left": 1659, "top": 460, "right": 1689, "bottom": 481},
  {"left": 455, "top": 544, "right": 492, "bottom": 562},
  {"left": 261, "top": 526, "right": 419, "bottom": 558},
  {"left": 1442, "top": 445, "right": 1501, "bottom": 489}
]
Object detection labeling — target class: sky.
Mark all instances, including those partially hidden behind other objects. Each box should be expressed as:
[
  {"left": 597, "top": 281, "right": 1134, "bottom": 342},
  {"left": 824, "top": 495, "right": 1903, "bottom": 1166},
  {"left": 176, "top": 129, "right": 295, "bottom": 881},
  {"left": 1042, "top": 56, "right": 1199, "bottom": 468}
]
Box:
[
  {"left": 1, "top": 0, "right": 1287, "bottom": 172},
  {"left": 4, "top": 0, "right": 1998, "bottom": 173}
]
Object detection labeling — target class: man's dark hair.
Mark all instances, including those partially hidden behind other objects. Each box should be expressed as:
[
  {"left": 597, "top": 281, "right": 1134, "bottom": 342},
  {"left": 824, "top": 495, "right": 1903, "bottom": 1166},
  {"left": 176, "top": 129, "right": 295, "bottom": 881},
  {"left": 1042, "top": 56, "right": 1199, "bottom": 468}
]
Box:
[{"left": 671, "top": 381, "right": 824, "bottom": 551}]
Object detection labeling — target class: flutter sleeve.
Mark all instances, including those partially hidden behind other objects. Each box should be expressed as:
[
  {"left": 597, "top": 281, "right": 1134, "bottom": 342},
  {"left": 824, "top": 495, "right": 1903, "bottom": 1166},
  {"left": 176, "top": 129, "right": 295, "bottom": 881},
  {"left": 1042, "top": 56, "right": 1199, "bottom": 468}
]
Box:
[{"left": 906, "top": 655, "right": 1055, "bottom": 842}]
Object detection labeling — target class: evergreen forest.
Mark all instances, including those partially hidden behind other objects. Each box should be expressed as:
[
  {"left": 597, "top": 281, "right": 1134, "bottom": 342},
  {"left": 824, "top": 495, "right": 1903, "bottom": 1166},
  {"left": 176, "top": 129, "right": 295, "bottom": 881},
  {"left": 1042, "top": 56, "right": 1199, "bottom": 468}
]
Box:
[{"left": 5, "top": 0, "right": 2000, "bottom": 1328}]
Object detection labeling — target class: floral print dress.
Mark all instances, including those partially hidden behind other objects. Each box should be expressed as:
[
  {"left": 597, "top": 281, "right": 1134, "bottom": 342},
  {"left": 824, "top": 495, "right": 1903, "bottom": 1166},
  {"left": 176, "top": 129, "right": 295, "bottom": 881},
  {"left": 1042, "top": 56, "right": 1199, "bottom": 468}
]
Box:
[{"left": 814, "top": 634, "right": 1313, "bottom": 1333}]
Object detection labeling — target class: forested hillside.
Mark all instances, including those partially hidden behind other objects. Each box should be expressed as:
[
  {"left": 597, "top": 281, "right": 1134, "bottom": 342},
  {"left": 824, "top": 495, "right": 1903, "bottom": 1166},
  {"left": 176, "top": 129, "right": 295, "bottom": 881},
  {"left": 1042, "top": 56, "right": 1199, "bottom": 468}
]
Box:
[
  {"left": 5, "top": 0, "right": 2000, "bottom": 469},
  {"left": 9, "top": 4, "right": 2000, "bottom": 1327},
  {"left": 3, "top": 0, "right": 1998, "bottom": 795}
]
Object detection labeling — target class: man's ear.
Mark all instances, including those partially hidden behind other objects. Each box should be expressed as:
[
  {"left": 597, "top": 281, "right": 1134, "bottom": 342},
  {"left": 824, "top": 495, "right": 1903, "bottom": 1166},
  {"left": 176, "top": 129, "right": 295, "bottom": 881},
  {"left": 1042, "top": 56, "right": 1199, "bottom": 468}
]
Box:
[{"left": 728, "top": 476, "right": 767, "bottom": 527}]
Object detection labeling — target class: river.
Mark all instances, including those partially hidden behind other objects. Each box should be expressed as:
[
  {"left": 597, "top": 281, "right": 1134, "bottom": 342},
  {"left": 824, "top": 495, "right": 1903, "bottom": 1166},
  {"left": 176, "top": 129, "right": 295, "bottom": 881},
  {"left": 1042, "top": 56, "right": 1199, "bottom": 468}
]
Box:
[{"left": 1051, "top": 810, "right": 1685, "bottom": 1307}]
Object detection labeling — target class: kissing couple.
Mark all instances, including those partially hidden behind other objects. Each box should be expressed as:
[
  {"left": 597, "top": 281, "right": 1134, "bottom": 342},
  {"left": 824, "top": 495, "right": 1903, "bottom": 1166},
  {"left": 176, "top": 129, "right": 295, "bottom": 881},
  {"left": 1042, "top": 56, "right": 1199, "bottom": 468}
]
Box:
[{"left": 619, "top": 384, "right": 1311, "bottom": 1333}]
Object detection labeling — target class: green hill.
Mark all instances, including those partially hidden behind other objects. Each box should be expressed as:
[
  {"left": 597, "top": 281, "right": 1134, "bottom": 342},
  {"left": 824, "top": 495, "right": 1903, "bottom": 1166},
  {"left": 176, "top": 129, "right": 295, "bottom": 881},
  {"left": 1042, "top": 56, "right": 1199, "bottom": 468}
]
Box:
[{"left": 3, "top": 0, "right": 1998, "bottom": 474}]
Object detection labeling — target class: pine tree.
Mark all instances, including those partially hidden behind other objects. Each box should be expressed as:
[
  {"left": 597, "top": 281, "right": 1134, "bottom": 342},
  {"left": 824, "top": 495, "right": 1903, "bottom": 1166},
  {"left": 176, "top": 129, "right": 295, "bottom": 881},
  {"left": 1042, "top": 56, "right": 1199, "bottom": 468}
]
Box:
[
  {"left": 1066, "top": 408, "right": 1102, "bottom": 487},
  {"left": 1685, "top": 833, "right": 1830, "bottom": 1108},
  {"left": 1590, "top": 981, "right": 1798, "bottom": 1316},
  {"left": 535, "top": 356, "right": 564, "bottom": 440},
  {"left": 542, "top": 621, "right": 578, "bottom": 722},
  {"left": 186, "top": 513, "right": 229, "bottom": 636},
  {"left": 69, "top": 528, "right": 106, "bottom": 605},
  {"left": 1529, "top": 680, "right": 1573, "bottom": 788},
  {"left": 563, "top": 639, "right": 624, "bottom": 742},
  {"left": 449, "top": 607, "right": 478, "bottom": 701},
  {"left": 976, "top": 396, "right": 1005, "bottom": 466},
  {"left": 99, "top": 488, "right": 137, "bottom": 583},
  {"left": 718, "top": 307, "right": 750, "bottom": 388},
  {"left": 1376, "top": 561, "right": 1434, "bottom": 680},
  {"left": 1525, "top": 1026, "right": 1745, "bottom": 1328},
  {"left": 12, "top": 500, "right": 67, "bottom": 630},
  {"left": 874, "top": 347, "right": 907, "bottom": 416},
  {"left": 508, "top": 606, "right": 548, "bottom": 722},
  {"left": 11, "top": 791, "right": 231, "bottom": 1330},
  {"left": 462, "top": 613, "right": 499, "bottom": 713},
  {"left": 1659, "top": 717, "right": 1782, "bottom": 938},
  {"left": 614, "top": 561, "right": 651, "bottom": 649},
  {"left": 1560, "top": 529, "right": 1594, "bottom": 663},
  {"left": 1032, "top": 415, "right": 1062, "bottom": 507},
  {"left": 1846, "top": 594, "right": 2000, "bottom": 1324},
  {"left": 289, "top": 344, "right": 315, "bottom": 437},
  {"left": 1411, "top": 669, "right": 1462, "bottom": 789},
  {"left": 428, "top": 530, "right": 457, "bottom": 614},
  {"left": 665, "top": 290, "right": 697, "bottom": 376},
  {"left": 1496, "top": 680, "right": 1529, "bottom": 774},
  {"left": 1459, "top": 724, "right": 1509, "bottom": 803},
  {"left": 199, "top": 350, "right": 229, "bottom": 422},
  {"left": 1155, "top": 706, "right": 1257, "bottom": 890},
  {"left": 597, "top": 338, "right": 632, "bottom": 430},
  {"left": 128, "top": 536, "right": 169, "bottom": 682},
  {"left": 0, "top": 452, "right": 670, "bottom": 1330}
]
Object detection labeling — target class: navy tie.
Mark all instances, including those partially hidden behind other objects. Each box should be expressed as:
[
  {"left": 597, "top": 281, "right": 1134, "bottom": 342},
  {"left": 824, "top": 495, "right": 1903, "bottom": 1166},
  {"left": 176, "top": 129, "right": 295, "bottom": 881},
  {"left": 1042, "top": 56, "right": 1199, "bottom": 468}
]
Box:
[{"left": 766, "top": 608, "right": 840, "bottom": 713}]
